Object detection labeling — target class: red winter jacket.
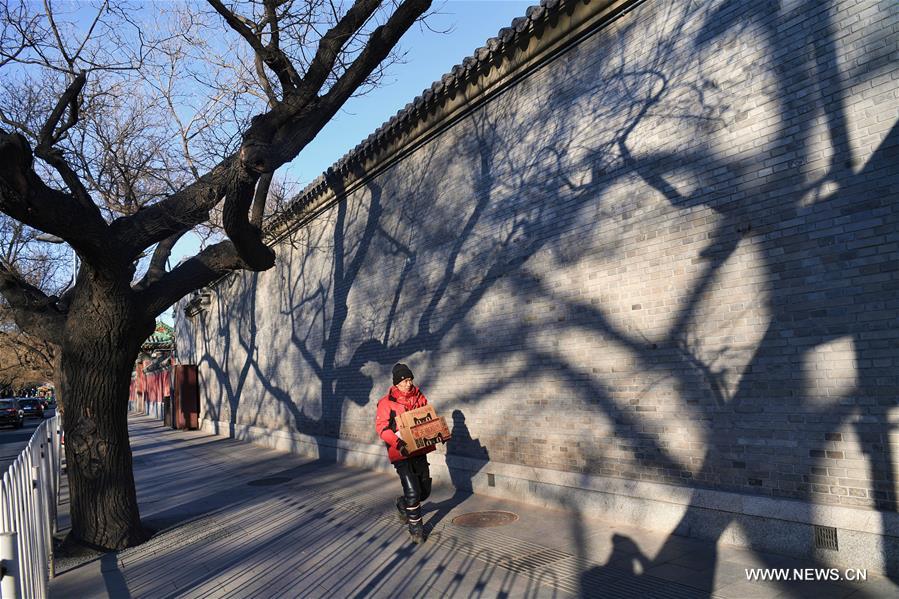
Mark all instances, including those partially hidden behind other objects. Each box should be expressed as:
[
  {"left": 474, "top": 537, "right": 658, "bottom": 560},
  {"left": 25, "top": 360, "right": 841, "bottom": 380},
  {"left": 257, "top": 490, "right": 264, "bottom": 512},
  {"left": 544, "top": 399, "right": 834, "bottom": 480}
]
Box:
[{"left": 375, "top": 385, "right": 436, "bottom": 463}]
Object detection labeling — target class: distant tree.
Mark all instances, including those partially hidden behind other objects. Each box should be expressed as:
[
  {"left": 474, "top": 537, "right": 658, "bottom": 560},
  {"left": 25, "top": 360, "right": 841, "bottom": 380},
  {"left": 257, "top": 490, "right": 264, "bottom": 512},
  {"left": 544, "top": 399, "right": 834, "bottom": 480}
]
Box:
[
  {"left": 0, "top": 214, "right": 60, "bottom": 396},
  {"left": 0, "top": 329, "right": 55, "bottom": 396},
  {"left": 0, "top": 0, "right": 432, "bottom": 550}
]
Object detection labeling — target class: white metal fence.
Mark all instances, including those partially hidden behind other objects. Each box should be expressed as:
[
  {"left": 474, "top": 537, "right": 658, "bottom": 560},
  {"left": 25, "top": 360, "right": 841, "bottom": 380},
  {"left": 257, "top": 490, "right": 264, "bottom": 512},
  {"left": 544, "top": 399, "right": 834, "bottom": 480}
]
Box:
[{"left": 0, "top": 415, "right": 62, "bottom": 599}]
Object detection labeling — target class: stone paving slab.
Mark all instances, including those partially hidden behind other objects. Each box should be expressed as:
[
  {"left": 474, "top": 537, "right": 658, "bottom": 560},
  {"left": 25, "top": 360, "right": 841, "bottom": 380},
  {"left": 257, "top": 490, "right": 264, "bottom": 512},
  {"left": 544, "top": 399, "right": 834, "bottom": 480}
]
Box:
[{"left": 48, "top": 415, "right": 898, "bottom": 598}]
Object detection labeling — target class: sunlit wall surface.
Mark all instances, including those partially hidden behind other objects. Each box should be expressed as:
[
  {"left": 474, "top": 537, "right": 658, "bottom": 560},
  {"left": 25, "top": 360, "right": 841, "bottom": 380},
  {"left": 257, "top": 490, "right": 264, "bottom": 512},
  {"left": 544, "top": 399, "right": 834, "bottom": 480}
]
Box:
[{"left": 177, "top": 0, "right": 898, "bottom": 570}]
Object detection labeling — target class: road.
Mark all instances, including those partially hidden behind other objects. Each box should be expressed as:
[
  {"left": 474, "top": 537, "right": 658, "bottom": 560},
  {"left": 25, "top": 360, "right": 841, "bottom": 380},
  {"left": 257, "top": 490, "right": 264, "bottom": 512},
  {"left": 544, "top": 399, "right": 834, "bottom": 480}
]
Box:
[{"left": 0, "top": 408, "right": 57, "bottom": 475}]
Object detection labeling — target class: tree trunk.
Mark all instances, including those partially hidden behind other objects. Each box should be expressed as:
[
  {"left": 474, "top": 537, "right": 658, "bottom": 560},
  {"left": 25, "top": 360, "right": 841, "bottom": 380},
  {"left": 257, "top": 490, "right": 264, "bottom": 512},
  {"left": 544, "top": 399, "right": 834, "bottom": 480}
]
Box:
[{"left": 57, "top": 287, "right": 152, "bottom": 550}]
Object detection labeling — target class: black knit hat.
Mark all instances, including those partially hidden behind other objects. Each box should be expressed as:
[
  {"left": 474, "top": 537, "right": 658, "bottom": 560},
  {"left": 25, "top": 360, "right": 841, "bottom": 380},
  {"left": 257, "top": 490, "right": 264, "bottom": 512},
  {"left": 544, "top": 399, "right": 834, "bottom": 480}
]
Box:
[{"left": 392, "top": 363, "right": 414, "bottom": 385}]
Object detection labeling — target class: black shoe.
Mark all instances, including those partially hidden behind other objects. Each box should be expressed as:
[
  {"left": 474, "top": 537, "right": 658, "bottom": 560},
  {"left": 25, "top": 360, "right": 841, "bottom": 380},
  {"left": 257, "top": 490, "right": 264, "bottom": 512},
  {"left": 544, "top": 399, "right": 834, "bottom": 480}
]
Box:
[
  {"left": 395, "top": 496, "right": 408, "bottom": 523},
  {"left": 408, "top": 521, "right": 425, "bottom": 544}
]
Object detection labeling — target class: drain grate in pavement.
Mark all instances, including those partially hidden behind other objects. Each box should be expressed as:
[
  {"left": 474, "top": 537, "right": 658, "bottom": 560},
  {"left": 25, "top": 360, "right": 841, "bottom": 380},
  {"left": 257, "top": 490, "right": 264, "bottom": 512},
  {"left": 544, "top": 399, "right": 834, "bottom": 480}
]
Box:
[
  {"left": 247, "top": 476, "right": 292, "bottom": 486},
  {"left": 452, "top": 510, "right": 519, "bottom": 528}
]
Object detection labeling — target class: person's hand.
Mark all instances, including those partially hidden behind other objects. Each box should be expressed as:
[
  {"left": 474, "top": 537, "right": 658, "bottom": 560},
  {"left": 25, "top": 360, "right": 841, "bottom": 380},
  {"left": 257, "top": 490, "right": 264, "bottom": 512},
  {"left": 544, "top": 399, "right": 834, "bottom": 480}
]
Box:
[{"left": 396, "top": 438, "right": 410, "bottom": 457}]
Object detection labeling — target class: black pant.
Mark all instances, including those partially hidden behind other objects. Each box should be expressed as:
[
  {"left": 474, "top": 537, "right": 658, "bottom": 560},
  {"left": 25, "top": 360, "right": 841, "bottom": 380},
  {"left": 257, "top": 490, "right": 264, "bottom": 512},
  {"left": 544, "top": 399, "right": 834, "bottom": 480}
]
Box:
[{"left": 395, "top": 454, "right": 432, "bottom": 524}]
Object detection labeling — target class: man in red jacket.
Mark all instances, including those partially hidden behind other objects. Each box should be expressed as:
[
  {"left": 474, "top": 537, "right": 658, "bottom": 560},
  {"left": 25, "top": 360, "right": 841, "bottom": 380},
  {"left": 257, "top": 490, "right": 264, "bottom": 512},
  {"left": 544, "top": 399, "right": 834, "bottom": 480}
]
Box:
[{"left": 375, "top": 363, "right": 435, "bottom": 544}]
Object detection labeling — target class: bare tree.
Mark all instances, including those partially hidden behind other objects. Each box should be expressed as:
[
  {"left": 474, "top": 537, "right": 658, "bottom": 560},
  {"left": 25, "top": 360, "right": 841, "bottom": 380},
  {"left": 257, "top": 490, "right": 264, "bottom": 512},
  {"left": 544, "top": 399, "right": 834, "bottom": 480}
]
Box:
[
  {"left": 0, "top": 0, "right": 432, "bottom": 550},
  {"left": 0, "top": 213, "right": 62, "bottom": 396},
  {"left": 0, "top": 325, "right": 56, "bottom": 395}
]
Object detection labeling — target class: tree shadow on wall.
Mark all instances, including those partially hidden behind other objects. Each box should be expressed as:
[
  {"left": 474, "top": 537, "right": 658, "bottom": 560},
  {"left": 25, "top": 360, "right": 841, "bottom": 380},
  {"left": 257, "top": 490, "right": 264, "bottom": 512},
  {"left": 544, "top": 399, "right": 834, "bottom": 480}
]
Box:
[
  {"left": 196, "top": 272, "right": 262, "bottom": 434},
  {"left": 561, "top": 0, "right": 898, "bottom": 595},
  {"left": 264, "top": 167, "right": 391, "bottom": 440},
  {"left": 188, "top": 0, "right": 897, "bottom": 593},
  {"left": 262, "top": 93, "right": 594, "bottom": 459}
]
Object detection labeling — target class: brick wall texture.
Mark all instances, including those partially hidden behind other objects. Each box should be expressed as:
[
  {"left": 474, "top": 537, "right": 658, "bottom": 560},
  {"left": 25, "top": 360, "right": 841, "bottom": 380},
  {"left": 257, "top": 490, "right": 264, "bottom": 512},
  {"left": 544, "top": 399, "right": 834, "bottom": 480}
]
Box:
[{"left": 177, "top": 0, "right": 899, "bottom": 513}]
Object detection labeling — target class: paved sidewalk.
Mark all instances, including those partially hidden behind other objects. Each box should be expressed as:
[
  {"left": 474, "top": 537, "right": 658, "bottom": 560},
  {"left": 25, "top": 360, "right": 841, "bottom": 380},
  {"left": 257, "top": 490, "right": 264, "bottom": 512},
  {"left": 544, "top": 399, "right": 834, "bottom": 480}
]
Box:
[{"left": 49, "top": 415, "right": 896, "bottom": 598}]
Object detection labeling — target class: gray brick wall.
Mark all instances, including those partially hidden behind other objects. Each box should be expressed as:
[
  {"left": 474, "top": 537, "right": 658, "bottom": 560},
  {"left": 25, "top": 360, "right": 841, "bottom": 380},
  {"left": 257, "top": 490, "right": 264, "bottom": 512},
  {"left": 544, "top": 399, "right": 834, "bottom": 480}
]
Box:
[{"left": 178, "top": 0, "right": 899, "bottom": 513}]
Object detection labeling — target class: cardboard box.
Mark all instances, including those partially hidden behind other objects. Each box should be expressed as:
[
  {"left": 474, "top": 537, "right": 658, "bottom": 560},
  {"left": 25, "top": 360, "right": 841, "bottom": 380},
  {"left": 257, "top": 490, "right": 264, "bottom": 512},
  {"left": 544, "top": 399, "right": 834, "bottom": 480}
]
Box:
[
  {"left": 399, "top": 416, "right": 451, "bottom": 451},
  {"left": 398, "top": 405, "right": 437, "bottom": 430},
  {"left": 397, "top": 405, "right": 451, "bottom": 451}
]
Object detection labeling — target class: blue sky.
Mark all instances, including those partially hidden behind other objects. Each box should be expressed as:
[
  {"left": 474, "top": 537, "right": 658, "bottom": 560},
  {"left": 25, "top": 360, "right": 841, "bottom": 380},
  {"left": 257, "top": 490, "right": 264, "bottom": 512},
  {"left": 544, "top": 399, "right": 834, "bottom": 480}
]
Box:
[
  {"left": 162, "top": 0, "right": 533, "bottom": 324},
  {"left": 289, "top": 0, "right": 534, "bottom": 187}
]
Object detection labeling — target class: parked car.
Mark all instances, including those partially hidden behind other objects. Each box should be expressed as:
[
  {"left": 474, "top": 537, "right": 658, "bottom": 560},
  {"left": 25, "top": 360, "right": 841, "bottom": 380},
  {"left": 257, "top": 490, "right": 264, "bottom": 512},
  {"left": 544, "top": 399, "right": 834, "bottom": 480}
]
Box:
[
  {"left": 17, "top": 398, "right": 46, "bottom": 419},
  {"left": 0, "top": 399, "right": 24, "bottom": 428}
]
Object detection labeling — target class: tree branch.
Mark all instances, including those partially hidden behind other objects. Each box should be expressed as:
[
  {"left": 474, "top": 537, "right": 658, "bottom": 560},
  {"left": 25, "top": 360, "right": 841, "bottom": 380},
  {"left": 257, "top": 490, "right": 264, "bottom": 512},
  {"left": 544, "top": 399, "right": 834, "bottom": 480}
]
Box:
[
  {"left": 322, "top": 0, "right": 430, "bottom": 109},
  {"left": 138, "top": 239, "right": 245, "bottom": 317},
  {"left": 42, "top": 0, "right": 74, "bottom": 68},
  {"left": 206, "top": 0, "right": 265, "bottom": 54},
  {"left": 133, "top": 229, "right": 187, "bottom": 291},
  {"left": 207, "top": 0, "right": 299, "bottom": 91},
  {"left": 239, "top": 0, "right": 431, "bottom": 169},
  {"left": 221, "top": 168, "right": 274, "bottom": 270},
  {"left": 0, "top": 130, "right": 109, "bottom": 263},
  {"left": 70, "top": 1, "right": 108, "bottom": 65},
  {"left": 251, "top": 172, "right": 273, "bottom": 227},
  {"left": 254, "top": 52, "right": 279, "bottom": 105},
  {"left": 29, "top": 72, "right": 102, "bottom": 215},
  {"left": 0, "top": 261, "right": 65, "bottom": 341},
  {"left": 108, "top": 0, "right": 430, "bottom": 263},
  {"left": 37, "top": 71, "right": 85, "bottom": 147},
  {"left": 0, "top": 109, "right": 37, "bottom": 140},
  {"left": 262, "top": 0, "right": 280, "bottom": 53},
  {"left": 107, "top": 154, "right": 237, "bottom": 259},
  {"left": 291, "top": 0, "right": 382, "bottom": 105}
]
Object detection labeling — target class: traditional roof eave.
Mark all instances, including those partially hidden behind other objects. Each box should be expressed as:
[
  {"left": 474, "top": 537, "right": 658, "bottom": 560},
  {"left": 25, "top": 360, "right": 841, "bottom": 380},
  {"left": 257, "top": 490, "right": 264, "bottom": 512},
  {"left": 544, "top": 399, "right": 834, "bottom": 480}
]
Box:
[
  {"left": 140, "top": 341, "right": 174, "bottom": 351},
  {"left": 140, "top": 322, "right": 175, "bottom": 351}
]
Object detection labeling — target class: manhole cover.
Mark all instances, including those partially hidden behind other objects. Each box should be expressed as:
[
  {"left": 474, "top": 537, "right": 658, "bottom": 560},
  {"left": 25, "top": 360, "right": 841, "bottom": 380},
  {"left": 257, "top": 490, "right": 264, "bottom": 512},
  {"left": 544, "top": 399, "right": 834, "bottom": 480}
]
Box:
[
  {"left": 247, "top": 476, "right": 291, "bottom": 486},
  {"left": 452, "top": 511, "right": 519, "bottom": 528}
]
